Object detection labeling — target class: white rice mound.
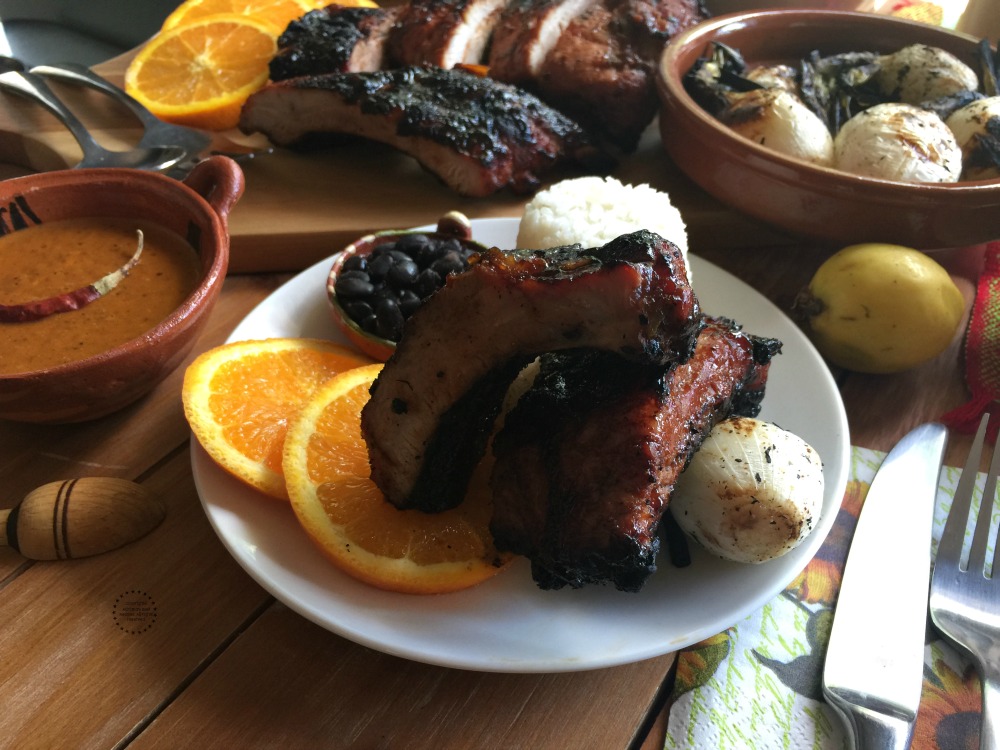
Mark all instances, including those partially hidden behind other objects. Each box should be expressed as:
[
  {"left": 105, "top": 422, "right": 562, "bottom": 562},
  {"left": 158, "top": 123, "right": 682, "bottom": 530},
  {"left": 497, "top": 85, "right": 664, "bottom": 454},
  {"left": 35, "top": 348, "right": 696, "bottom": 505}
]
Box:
[{"left": 516, "top": 176, "right": 690, "bottom": 280}]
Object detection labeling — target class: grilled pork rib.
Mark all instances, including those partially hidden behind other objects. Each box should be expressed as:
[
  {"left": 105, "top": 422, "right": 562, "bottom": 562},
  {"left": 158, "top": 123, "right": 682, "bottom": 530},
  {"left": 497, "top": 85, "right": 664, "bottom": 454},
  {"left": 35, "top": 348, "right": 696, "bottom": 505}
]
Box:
[
  {"left": 270, "top": 6, "right": 401, "bottom": 81},
  {"left": 360, "top": 230, "right": 700, "bottom": 513},
  {"left": 239, "top": 66, "right": 608, "bottom": 197},
  {"left": 389, "top": 0, "right": 514, "bottom": 69},
  {"left": 525, "top": 0, "right": 707, "bottom": 150},
  {"left": 490, "top": 317, "right": 781, "bottom": 592},
  {"left": 258, "top": 0, "right": 709, "bottom": 156},
  {"left": 487, "top": 0, "right": 597, "bottom": 84}
]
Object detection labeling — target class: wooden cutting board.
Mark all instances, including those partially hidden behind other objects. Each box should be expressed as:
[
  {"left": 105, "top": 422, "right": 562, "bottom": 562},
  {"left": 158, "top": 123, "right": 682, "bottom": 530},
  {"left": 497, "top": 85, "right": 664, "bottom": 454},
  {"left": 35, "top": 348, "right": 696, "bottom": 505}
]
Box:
[{"left": 0, "top": 55, "right": 794, "bottom": 273}]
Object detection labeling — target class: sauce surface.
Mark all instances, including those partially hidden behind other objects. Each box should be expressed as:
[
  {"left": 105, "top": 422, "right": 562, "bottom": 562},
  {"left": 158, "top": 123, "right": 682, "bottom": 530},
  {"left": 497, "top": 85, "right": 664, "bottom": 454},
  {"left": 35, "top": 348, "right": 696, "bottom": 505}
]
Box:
[{"left": 0, "top": 217, "right": 201, "bottom": 374}]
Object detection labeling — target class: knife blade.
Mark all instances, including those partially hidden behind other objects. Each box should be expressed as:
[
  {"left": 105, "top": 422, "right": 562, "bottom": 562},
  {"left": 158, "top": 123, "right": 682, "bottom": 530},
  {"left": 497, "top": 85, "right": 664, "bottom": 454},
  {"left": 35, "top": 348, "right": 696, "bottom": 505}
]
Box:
[{"left": 823, "top": 422, "right": 948, "bottom": 750}]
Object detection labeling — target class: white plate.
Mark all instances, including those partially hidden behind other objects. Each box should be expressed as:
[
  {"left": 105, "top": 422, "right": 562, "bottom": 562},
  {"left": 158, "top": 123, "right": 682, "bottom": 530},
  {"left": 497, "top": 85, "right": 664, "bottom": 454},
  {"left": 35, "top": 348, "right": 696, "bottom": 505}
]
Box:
[{"left": 193, "top": 218, "right": 850, "bottom": 673}]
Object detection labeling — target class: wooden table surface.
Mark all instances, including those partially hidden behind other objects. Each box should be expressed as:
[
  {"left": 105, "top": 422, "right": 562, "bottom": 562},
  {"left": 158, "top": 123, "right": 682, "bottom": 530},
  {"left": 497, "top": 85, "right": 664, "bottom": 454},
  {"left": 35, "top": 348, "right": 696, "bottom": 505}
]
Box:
[{"left": 0, "top": 56, "right": 991, "bottom": 750}]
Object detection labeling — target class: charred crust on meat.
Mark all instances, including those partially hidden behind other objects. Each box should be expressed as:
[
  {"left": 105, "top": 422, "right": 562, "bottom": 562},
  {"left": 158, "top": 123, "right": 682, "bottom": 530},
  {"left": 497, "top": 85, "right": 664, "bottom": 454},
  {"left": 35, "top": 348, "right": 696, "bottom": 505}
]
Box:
[
  {"left": 489, "top": 317, "right": 780, "bottom": 591},
  {"left": 271, "top": 6, "right": 396, "bottom": 80},
  {"left": 751, "top": 335, "right": 782, "bottom": 364},
  {"left": 407, "top": 358, "right": 529, "bottom": 513},
  {"left": 360, "top": 231, "right": 701, "bottom": 514},
  {"left": 258, "top": 0, "right": 709, "bottom": 156},
  {"left": 240, "top": 66, "right": 611, "bottom": 196}
]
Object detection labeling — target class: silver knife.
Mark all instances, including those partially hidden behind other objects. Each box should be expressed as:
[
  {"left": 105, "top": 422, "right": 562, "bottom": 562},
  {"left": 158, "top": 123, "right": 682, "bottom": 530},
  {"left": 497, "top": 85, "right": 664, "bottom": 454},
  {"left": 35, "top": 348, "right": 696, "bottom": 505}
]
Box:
[{"left": 823, "top": 422, "right": 948, "bottom": 750}]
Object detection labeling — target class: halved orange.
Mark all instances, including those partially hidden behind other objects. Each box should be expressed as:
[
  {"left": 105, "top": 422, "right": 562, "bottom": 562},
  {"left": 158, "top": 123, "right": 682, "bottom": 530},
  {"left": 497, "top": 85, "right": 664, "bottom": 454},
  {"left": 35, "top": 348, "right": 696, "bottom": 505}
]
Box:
[
  {"left": 162, "top": 0, "right": 313, "bottom": 34},
  {"left": 125, "top": 15, "right": 278, "bottom": 131},
  {"left": 182, "top": 338, "right": 373, "bottom": 500},
  {"left": 283, "top": 364, "right": 512, "bottom": 594}
]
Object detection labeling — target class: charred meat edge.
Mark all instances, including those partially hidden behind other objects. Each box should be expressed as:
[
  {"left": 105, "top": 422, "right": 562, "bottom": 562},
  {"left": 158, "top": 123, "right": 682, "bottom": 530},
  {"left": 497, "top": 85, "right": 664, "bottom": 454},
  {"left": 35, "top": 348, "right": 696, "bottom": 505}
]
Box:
[
  {"left": 360, "top": 229, "right": 701, "bottom": 513},
  {"left": 489, "top": 316, "right": 781, "bottom": 592},
  {"left": 239, "top": 65, "right": 609, "bottom": 197}
]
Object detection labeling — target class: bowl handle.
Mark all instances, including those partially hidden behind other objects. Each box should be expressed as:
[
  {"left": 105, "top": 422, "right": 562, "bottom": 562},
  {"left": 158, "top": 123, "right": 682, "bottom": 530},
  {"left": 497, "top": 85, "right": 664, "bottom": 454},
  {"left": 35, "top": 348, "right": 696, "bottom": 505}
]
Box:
[{"left": 182, "top": 155, "right": 245, "bottom": 226}]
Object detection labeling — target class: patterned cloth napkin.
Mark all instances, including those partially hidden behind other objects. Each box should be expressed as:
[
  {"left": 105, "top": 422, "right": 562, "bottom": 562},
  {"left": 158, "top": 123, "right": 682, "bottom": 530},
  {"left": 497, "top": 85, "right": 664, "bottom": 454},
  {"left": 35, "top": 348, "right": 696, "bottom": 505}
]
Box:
[
  {"left": 663, "top": 446, "right": 984, "bottom": 750},
  {"left": 941, "top": 241, "right": 1000, "bottom": 442}
]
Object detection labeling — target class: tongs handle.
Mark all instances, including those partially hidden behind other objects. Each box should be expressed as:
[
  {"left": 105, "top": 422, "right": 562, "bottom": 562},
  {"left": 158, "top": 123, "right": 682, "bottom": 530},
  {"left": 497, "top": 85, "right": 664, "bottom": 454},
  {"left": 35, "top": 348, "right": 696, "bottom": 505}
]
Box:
[
  {"left": 0, "top": 68, "right": 105, "bottom": 155},
  {"left": 31, "top": 62, "right": 213, "bottom": 164},
  {"left": 31, "top": 63, "right": 160, "bottom": 128}
]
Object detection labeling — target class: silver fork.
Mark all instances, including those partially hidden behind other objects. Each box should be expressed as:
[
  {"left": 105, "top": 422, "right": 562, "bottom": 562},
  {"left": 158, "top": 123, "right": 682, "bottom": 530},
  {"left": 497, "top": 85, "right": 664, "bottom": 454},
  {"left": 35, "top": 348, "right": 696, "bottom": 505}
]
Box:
[{"left": 930, "top": 412, "right": 1000, "bottom": 750}]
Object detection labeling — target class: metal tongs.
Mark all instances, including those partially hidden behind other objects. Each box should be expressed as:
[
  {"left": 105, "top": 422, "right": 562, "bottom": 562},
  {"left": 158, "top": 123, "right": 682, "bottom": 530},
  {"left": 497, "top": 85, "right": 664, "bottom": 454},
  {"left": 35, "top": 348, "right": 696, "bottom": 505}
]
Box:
[{"left": 0, "top": 56, "right": 255, "bottom": 176}]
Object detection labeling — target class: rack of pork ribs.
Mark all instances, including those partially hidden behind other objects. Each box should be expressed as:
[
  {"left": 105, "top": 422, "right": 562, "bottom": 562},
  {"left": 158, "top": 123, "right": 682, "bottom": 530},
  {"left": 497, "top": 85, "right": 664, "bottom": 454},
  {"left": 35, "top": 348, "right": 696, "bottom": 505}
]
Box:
[
  {"left": 238, "top": 0, "right": 709, "bottom": 196},
  {"left": 360, "top": 230, "right": 782, "bottom": 592}
]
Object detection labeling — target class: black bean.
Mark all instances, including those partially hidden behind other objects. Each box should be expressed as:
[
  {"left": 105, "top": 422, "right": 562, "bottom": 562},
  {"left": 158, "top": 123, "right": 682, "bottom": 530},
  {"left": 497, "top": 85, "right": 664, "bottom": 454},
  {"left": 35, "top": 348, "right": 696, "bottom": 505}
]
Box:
[
  {"left": 336, "top": 229, "right": 477, "bottom": 338},
  {"left": 431, "top": 251, "right": 466, "bottom": 277},
  {"left": 394, "top": 233, "right": 430, "bottom": 255},
  {"left": 371, "top": 285, "right": 398, "bottom": 306},
  {"left": 415, "top": 241, "right": 449, "bottom": 266},
  {"left": 367, "top": 252, "right": 394, "bottom": 281},
  {"left": 398, "top": 289, "right": 422, "bottom": 317},
  {"left": 335, "top": 275, "right": 375, "bottom": 298},
  {"left": 371, "top": 242, "right": 397, "bottom": 257},
  {"left": 375, "top": 298, "right": 405, "bottom": 341},
  {"left": 387, "top": 258, "right": 419, "bottom": 288},
  {"left": 342, "top": 255, "right": 368, "bottom": 272},
  {"left": 440, "top": 238, "right": 463, "bottom": 255},
  {"left": 359, "top": 313, "right": 379, "bottom": 334},
  {"left": 414, "top": 268, "right": 442, "bottom": 298},
  {"left": 342, "top": 300, "right": 374, "bottom": 322}
]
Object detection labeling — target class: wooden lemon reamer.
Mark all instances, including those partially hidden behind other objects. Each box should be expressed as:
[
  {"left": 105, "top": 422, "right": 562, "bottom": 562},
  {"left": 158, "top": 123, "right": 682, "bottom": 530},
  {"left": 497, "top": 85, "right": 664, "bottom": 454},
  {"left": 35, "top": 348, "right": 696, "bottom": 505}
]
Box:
[{"left": 0, "top": 477, "right": 166, "bottom": 560}]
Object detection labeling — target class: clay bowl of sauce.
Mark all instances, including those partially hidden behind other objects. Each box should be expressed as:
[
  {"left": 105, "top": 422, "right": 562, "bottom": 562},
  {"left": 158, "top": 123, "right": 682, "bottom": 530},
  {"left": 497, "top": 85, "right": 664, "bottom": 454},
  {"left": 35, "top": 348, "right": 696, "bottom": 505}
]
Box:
[
  {"left": 0, "top": 156, "right": 244, "bottom": 423},
  {"left": 326, "top": 211, "right": 486, "bottom": 361}
]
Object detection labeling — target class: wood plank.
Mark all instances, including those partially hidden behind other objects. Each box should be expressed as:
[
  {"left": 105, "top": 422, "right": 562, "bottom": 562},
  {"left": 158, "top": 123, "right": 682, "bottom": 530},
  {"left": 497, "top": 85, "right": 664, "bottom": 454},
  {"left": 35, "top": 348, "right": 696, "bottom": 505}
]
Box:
[
  {"left": 130, "top": 603, "right": 675, "bottom": 749},
  {"left": 0, "top": 449, "right": 270, "bottom": 749}
]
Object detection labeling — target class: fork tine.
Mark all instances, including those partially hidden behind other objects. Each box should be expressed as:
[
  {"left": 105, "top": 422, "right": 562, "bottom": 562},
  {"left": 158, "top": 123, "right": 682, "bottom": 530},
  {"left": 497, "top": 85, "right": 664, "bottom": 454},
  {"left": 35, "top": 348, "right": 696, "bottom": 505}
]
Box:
[
  {"left": 969, "top": 417, "right": 1000, "bottom": 576},
  {"left": 939, "top": 413, "right": 990, "bottom": 569}
]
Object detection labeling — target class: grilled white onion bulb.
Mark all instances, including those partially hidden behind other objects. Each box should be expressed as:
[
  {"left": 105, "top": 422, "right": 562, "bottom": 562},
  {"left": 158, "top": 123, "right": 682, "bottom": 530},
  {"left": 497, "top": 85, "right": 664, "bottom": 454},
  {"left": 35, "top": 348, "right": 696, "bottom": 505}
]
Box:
[
  {"left": 946, "top": 96, "right": 1000, "bottom": 181},
  {"left": 671, "top": 417, "right": 824, "bottom": 564},
  {"left": 720, "top": 88, "right": 835, "bottom": 167},
  {"left": 834, "top": 102, "right": 962, "bottom": 182},
  {"left": 876, "top": 44, "right": 979, "bottom": 105}
]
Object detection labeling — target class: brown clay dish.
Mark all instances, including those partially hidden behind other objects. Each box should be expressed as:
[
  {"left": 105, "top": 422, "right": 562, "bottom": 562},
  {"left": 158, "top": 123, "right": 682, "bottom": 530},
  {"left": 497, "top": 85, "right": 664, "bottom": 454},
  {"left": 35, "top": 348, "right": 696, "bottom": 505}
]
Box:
[
  {"left": 656, "top": 10, "right": 1000, "bottom": 249},
  {"left": 0, "top": 156, "right": 244, "bottom": 423}
]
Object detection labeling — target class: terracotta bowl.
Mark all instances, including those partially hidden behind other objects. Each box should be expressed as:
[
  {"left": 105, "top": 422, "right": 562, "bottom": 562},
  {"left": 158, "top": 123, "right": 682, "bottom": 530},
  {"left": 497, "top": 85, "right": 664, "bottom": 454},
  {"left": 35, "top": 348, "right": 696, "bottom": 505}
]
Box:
[
  {"left": 0, "top": 156, "right": 244, "bottom": 423},
  {"left": 326, "top": 211, "right": 486, "bottom": 361},
  {"left": 656, "top": 10, "right": 1000, "bottom": 249}
]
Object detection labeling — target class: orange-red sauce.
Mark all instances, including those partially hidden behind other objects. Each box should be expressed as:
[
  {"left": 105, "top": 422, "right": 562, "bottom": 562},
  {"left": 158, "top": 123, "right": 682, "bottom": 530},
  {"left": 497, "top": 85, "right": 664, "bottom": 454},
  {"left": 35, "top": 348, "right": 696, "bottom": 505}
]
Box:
[{"left": 0, "top": 217, "right": 201, "bottom": 374}]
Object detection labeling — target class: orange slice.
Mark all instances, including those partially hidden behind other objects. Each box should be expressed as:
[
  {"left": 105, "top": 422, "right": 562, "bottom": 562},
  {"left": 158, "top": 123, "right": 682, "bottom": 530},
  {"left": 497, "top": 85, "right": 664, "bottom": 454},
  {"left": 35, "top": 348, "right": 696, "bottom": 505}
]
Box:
[
  {"left": 162, "top": 0, "right": 313, "bottom": 33},
  {"left": 283, "top": 364, "right": 512, "bottom": 594},
  {"left": 125, "top": 15, "right": 278, "bottom": 131},
  {"left": 182, "top": 338, "right": 373, "bottom": 500}
]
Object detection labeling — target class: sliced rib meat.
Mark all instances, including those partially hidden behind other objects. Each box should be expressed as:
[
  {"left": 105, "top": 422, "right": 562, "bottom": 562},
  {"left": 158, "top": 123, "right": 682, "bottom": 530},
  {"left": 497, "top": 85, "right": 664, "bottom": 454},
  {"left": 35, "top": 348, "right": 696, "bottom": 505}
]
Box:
[
  {"left": 269, "top": 6, "right": 401, "bottom": 81},
  {"left": 490, "top": 317, "right": 781, "bottom": 592},
  {"left": 238, "top": 66, "right": 609, "bottom": 197},
  {"left": 487, "top": 0, "right": 598, "bottom": 84},
  {"left": 388, "top": 0, "right": 513, "bottom": 69},
  {"left": 529, "top": 0, "right": 708, "bottom": 150},
  {"left": 360, "top": 230, "right": 700, "bottom": 514}
]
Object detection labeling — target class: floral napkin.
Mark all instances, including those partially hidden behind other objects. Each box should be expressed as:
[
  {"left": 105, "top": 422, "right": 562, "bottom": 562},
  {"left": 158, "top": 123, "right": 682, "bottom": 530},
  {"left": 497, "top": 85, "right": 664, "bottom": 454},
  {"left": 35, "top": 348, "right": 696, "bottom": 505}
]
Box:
[{"left": 663, "top": 446, "right": 985, "bottom": 750}]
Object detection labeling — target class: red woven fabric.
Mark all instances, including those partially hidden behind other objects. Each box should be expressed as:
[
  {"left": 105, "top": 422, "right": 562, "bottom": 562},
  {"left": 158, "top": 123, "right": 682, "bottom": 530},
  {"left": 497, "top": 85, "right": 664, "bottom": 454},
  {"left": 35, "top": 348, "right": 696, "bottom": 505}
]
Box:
[{"left": 940, "top": 241, "right": 1000, "bottom": 442}]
